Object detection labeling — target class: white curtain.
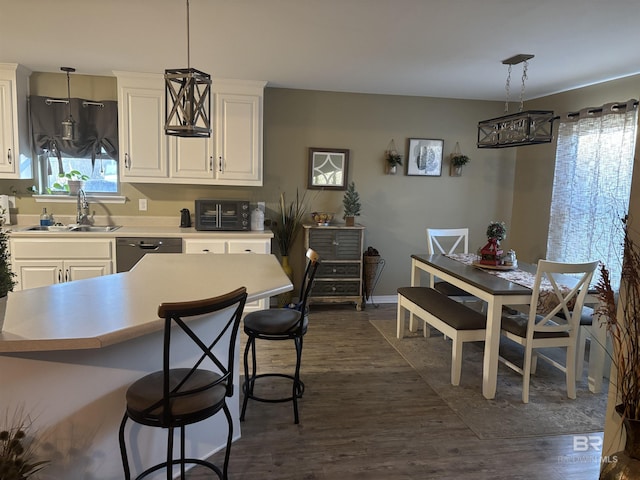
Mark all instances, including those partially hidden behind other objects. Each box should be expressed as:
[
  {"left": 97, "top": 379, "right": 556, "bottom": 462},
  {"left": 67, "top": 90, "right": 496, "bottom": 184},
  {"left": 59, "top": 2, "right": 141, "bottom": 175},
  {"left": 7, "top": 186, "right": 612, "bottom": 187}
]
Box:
[{"left": 547, "top": 99, "right": 638, "bottom": 289}]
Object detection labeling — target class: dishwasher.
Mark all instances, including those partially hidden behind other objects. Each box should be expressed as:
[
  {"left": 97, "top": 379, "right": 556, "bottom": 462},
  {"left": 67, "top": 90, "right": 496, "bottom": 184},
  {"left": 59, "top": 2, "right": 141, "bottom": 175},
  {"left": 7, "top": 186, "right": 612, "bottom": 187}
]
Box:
[{"left": 116, "top": 237, "right": 183, "bottom": 272}]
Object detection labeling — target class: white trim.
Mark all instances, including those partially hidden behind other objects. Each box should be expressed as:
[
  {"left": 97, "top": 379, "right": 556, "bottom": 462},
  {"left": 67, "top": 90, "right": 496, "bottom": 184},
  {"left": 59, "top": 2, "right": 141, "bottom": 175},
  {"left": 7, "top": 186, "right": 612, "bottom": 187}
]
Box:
[{"left": 33, "top": 194, "right": 127, "bottom": 204}]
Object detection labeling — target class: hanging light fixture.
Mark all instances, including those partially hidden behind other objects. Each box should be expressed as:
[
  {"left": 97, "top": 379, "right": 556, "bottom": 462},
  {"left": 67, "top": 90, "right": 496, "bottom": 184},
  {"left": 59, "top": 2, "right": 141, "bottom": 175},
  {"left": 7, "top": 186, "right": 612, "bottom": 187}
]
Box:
[
  {"left": 477, "top": 54, "right": 555, "bottom": 148},
  {"left": 61, "top": 66, "right": 76, "bottom": 141},
  {"left": 164, "top": 0, "right": 211, "bottom": 137}
]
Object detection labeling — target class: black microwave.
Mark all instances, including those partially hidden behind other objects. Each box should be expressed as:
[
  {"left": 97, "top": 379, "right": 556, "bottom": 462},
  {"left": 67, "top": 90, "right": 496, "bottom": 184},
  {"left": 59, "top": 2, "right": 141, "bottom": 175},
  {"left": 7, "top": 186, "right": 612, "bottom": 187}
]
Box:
[{"left": 195, "top": 199, "right": 250, "bottom": 231}]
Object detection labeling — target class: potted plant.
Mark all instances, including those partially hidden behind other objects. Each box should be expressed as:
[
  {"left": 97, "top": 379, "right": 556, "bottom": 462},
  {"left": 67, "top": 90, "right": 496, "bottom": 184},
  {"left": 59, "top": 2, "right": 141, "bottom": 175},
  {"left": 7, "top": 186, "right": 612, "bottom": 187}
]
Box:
[
  {"left": 342, "top": 182, "right": 361, "bottom": 226},
  {"left": 596, "top": 215, "right": 640, "bottom": 478},
  {"left": 0, "top": 406, "right": 49, "bottom": 478},
  {"left": 0, "top": 209, "right": 17, "bottom": 331},
  {"left": 480, "top": 221, "right": 507, "bottom": 266},
  {"left": 386, "top": 151, "right": 403, "bottom": 175},
  {"left": 52, "top": 170, "right": 89, "bottom": 195},
  {"left": 450, "top": 154, "right": 470, "bottom": 176}
]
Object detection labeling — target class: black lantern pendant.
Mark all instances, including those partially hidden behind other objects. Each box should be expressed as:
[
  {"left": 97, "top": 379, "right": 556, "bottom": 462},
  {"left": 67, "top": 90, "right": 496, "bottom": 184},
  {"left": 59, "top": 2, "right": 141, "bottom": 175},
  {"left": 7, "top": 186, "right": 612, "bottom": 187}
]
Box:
[
  {"left": 164, "top": 0, "right": 211, "bottom": 138},
  {"left": 61, "top": 66, "right": 76, "bottom": 141}
]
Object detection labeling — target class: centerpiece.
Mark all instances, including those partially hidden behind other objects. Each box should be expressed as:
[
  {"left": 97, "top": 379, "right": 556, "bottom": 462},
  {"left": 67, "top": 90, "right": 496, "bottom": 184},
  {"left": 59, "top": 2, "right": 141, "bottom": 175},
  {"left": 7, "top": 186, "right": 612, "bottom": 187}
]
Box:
[
  {"left": 479, "top": 221, "right": 507, "bottom": 266},
  {"left": 342, "top": 182, "right": 361, "bottom": 226},
  {"left": 596, "top": 215, "right": 640, "bottom": 479}
]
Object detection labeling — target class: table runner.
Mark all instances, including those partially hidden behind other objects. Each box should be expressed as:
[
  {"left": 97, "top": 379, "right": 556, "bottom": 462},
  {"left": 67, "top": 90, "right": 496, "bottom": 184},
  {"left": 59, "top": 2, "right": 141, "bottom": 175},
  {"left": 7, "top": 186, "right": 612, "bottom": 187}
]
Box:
[{"left": 445, "top": 253, "right": 574, "bottom": 314}]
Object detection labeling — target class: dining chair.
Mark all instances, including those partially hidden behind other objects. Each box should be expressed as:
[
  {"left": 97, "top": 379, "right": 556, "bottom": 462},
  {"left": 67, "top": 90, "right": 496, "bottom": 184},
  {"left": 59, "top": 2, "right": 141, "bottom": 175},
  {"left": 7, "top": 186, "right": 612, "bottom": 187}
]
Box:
[
  {"left": 240, "top": 248, "right": 320, "bottom": 424},
  {"left": 499, "top": 259, "right": 599, "bottom": 403},
  {"left": 118, "top": 287, "right": 248, "bottom": 480}
]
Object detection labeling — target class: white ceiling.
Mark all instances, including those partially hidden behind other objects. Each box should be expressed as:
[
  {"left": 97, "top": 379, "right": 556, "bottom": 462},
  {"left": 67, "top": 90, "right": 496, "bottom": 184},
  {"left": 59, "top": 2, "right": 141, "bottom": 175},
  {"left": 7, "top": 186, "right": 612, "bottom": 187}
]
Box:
[{"left": 2, "top": 0, "right": 640, "bottom": 101}]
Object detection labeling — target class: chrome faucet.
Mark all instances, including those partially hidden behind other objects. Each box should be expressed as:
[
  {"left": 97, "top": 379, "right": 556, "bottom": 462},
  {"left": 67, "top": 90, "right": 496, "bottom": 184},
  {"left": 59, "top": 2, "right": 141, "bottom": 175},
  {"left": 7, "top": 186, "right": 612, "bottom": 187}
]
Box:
[{"left": 76, "top": 188, "right": 90, "bottom": 225}]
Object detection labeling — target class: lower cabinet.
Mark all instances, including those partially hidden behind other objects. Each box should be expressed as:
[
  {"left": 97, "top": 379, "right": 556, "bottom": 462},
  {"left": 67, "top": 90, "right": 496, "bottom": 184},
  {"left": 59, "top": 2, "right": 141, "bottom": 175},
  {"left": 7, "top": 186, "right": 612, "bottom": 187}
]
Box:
[
  {"left": 304, "top": 225, "right": 365, "bottom": 310},
  {"left": 183, "top": 237, "right": 271, "bottom": 311},
  {"left": 10, "top": 238, "right": 115, "bottom": 290}
]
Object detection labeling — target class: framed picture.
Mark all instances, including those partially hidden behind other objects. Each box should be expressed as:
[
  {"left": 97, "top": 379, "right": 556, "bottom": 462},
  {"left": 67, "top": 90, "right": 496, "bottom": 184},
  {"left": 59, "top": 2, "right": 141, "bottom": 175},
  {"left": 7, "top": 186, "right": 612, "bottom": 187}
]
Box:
[
  {"left": 308, "top": 147, "right": 349, "bottom": 190},
  {"left": 407, "top": 138, "right": 443, "bottom": 176}
]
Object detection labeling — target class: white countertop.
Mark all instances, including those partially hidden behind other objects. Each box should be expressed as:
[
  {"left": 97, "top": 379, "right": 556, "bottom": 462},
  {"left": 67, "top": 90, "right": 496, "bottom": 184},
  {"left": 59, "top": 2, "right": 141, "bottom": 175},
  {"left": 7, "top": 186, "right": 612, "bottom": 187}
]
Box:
[{"left": 0, "top": 253, "right": 292, "bottom": 353}]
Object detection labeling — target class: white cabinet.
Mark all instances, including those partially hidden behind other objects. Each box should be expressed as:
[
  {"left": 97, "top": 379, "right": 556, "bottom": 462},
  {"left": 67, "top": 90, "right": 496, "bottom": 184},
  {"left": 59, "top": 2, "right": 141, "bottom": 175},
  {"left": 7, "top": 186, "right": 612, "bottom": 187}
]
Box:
[
  {"left": 115, "top": 71, "right": 264, "bottom": 186},
  {"left": 183, "top": 237, "right": 271, "bottom": 311},
  {"left": 114, "top": 71, "right": 169, "bottom": 181},
  {"left": 0, "top": 63, "right": 32, "bottom": 179},
  {"left": 10, "top": 238, "right": 114, "bottom": 290}
]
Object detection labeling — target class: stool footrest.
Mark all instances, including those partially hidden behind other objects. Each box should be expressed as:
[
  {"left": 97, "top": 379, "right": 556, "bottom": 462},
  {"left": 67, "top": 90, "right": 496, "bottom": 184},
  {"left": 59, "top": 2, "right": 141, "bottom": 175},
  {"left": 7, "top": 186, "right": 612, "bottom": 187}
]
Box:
[{"left": 243, "top": 373, "right": 304, "bottom": 404}]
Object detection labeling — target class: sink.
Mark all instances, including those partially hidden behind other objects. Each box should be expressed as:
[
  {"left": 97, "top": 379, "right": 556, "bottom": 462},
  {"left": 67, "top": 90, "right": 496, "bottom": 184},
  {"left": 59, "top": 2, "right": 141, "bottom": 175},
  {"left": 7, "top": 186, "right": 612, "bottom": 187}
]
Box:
[{"left": 22, "top": 225, "right": 121, "bottom": 232}]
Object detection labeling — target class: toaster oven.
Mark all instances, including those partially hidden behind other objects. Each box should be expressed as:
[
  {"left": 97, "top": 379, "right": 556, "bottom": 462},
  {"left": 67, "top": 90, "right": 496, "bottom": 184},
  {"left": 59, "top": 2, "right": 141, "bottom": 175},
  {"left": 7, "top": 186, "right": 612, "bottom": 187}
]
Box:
[{"left": 195, "top": 199, "right": 250, "bottom": 231}]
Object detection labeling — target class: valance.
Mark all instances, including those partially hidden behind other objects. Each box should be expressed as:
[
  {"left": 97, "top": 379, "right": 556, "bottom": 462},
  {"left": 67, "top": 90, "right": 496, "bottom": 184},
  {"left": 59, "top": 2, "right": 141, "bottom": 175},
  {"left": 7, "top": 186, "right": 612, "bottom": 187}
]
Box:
[{"left": 29, "top": 95, "right": 118, "bottom": 169}]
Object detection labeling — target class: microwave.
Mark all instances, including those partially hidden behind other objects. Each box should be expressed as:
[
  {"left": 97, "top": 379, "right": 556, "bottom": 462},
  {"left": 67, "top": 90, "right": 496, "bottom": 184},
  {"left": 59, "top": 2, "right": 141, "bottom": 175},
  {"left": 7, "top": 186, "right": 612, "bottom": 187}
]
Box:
[{"left": 195, "top": 199, "right": 250, "bottom": 231}]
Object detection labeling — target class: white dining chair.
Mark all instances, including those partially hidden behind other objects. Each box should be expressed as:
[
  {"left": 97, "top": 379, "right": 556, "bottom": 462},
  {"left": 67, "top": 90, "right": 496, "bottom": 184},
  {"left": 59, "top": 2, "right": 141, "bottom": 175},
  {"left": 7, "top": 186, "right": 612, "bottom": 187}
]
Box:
[{"left": 499, "top": 259, "right": 599, "bottom": 403}]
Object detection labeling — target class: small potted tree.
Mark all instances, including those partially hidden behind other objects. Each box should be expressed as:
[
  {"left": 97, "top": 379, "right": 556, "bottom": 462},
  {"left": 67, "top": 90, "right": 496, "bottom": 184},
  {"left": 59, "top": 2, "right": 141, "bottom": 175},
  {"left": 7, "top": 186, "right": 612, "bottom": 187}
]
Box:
[{"left": 342, "top": 182, "right": 361, "bottom": 226}]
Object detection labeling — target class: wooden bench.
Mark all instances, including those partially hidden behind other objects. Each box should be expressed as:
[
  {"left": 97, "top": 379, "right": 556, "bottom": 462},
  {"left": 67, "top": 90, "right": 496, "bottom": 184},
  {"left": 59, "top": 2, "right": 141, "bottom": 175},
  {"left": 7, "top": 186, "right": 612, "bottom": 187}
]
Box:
[{"left": 396, "top": 287, "right": 487, "bottom": 385}]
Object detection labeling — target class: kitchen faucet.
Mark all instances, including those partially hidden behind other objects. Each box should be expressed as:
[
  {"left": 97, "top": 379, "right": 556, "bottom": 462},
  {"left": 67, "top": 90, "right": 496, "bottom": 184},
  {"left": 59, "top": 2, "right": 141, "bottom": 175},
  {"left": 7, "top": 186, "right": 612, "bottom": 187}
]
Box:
[{"left": 76, "top": 188, "right": 90, "bottom": 225}]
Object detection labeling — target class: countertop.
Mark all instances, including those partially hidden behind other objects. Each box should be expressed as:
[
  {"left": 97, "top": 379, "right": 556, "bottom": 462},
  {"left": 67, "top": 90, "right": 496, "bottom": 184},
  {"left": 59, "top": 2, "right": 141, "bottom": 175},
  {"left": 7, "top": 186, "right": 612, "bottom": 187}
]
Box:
[{"left": 0, "top": 253, "right": 292, "bottom": 353}]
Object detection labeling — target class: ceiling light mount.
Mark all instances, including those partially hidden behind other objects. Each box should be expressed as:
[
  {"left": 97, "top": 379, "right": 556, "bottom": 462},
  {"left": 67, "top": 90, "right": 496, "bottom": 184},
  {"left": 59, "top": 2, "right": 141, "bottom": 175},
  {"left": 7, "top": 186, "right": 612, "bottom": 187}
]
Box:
[
  {"left": 477, "top": 54, "right": 555, "bottom": 149},
  {"left": 164, "top": 0, "right": 212, "bottom": 138},
  {"left": 61, "top": 66, "right": 76, "bottom": 141}
]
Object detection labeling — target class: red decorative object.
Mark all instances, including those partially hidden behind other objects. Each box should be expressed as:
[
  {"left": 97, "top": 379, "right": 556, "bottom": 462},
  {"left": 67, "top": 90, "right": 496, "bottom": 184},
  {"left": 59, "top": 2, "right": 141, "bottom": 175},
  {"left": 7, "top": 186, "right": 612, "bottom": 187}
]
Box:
[{"left": 480, "top": 238, "right": 503, "bottom": 266}]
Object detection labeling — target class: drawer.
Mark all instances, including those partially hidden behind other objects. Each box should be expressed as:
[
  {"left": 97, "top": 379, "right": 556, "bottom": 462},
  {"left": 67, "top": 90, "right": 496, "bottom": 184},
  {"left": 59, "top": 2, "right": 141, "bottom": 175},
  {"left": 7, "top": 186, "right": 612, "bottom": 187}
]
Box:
[
  {"left": 11, "top": 238, "right": 114, "bottom": 259},
  {"left": 311, "top": 280, "right": 361, "bottom": 296},
  {"left": 316, "top": 262, "right": 361, "bottom": 279}
]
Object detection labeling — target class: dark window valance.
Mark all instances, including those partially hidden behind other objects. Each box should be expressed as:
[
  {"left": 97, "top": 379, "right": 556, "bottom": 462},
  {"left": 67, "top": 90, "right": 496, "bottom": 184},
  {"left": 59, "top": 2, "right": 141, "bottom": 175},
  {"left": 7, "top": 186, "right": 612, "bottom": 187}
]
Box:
[{"left": 29, "top": 95, "right": 118, "bottom": 166}]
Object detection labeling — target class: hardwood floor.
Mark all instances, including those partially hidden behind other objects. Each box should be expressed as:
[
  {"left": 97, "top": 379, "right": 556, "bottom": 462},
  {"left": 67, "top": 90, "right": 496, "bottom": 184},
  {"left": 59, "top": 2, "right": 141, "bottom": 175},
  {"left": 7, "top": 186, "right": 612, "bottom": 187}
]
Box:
[{"left": 188, "top": 304, "right": 603, "bottom": 479}]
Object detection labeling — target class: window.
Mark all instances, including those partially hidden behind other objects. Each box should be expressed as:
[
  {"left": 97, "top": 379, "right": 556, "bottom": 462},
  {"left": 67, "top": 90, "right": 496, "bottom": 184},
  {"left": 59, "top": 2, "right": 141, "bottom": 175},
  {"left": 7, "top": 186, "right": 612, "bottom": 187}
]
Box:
[
  {"left": 546, "top": 100, "right": 638, "bottom": 289},
  {"left": 39, "top": 148, "right": 118, "bottom": 194}
]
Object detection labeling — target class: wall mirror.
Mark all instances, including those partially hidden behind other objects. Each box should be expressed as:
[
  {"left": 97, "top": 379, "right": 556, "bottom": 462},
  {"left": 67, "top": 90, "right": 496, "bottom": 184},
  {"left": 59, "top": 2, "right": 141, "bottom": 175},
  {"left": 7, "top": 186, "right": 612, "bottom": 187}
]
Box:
[{"left": 308, "top": 147, "right": 349, "bottom": 190}]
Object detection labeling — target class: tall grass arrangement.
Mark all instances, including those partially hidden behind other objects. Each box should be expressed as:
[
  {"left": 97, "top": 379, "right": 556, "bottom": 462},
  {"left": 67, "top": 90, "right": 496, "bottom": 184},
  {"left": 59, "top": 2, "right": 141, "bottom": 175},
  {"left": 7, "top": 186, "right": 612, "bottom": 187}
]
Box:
[
  {"left": 273, "top": 190, "right": 307, "bottom": 257},
  {"left": 595, "top": 215, "right": 640, "bottom": 421},
  {"left": 0, "top": 406, "right": 49, "bottom": 479}
]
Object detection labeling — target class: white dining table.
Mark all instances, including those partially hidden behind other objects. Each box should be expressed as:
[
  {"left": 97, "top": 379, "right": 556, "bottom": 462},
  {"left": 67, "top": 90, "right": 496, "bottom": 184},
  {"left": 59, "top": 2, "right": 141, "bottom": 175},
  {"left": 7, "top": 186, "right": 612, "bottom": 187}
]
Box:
[{"left": 403, "top": 254, "right": 606, "bottom": 399}]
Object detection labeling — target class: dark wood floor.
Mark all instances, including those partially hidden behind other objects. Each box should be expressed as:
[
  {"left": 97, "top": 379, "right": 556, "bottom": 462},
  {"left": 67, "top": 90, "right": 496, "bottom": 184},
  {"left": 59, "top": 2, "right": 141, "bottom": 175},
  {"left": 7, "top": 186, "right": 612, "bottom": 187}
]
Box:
[{"left": 188, "top": 303, "right": 603, "bottom": 479}]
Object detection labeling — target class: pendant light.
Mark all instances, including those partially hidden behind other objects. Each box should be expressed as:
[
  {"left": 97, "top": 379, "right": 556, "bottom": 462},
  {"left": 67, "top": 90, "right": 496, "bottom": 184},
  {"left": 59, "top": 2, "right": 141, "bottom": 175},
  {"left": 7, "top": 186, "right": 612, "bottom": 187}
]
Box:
[
  {"left": 477, "top": 54, "right": 555, "bottom": 148},
  {"left": 61, "top": 66, "right": 76, "bottom": 141},
  {"left": 164, "top": 0, "right": 212, "bottom": 137}
]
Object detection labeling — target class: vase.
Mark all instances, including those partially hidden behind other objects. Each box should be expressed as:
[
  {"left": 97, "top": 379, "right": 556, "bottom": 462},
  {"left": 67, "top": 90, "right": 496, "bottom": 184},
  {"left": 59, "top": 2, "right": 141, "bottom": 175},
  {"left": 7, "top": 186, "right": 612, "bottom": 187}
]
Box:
[
  {"left": 0, "top": 295, "right": 7, "bottom": 331},
  {"left": 450, "top": 164, "right": 462, "bottom": 177},
  {"left": 388, "top": 164, "right": 397, "bottom": 175},
  {"left": 278, "top": 256, "right": 294, "bottom": 307},
  {"left": 600, "top": 405, "right": 640, "bottom": 479}
]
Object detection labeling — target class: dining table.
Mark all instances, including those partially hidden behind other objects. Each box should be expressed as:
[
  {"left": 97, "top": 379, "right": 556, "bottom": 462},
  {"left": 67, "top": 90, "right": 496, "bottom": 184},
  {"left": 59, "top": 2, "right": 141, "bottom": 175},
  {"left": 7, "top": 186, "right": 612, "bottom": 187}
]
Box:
[{"left": 403, "top": 253, "right": 606, "bottom": 400}]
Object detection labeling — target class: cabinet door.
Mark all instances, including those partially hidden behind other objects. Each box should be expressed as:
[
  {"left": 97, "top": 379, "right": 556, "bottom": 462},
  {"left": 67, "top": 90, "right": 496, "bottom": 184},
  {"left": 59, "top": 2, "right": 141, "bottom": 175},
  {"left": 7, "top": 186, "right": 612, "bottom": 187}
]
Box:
[
  {"left": 183, "top": 239, "right": 227, "bottom": 254},
  {"left": 0, "top": 64, "right": 32, "bottom": 179},
  {"left": 65, "top": 260, "right": 112, "bottom": 282},
  {"left": 117, "top": 74, "right": 168, "bottom": 181},
  {"left": 171, "top": 135, "right": 215, "bottom": 180},
  {"left": 13, "top": 260, "right": 63, "bottom": 289},
  {"left": 215, "top": 93, "right": 262, "bottom": 185}
]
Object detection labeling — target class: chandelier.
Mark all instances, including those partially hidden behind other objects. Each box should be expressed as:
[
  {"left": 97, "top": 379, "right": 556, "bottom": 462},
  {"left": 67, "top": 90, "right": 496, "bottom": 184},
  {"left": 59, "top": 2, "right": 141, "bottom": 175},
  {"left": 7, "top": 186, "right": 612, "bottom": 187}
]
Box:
[
  {"left": 164, "top": 0, "right": 211, "bottom": 137},
  {"left": 477, "top": 54, "right": 555, "bottom": 149}
]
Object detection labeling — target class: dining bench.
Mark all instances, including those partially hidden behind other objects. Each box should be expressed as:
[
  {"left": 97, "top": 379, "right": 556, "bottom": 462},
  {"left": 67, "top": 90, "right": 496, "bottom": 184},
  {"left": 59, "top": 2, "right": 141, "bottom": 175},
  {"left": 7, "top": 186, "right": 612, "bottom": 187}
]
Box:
[{"left": 397, "top": 286, "right": 487, "bottom": 385}]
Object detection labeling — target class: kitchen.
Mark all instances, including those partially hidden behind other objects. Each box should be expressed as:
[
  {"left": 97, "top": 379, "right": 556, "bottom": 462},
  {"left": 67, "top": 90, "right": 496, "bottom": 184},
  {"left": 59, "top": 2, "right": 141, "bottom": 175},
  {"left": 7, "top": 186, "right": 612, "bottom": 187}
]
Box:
[{"left": 2, "top": 1, "right": 640, "bottom": 478}]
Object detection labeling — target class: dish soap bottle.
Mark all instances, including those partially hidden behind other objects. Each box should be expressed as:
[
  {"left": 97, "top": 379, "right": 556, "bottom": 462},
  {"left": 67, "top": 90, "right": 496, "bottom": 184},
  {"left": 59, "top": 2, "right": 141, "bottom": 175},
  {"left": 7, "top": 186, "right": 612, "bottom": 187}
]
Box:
[{"left": 40, "top": 208, "right": 52, "bottom": 226}]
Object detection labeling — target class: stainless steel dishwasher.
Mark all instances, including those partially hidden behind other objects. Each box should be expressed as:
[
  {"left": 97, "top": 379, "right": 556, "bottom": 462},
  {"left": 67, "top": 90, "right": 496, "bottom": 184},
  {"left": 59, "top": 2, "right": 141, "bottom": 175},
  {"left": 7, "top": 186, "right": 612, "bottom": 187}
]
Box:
[{"left": 116, "top": 237, "right": 183, "bottom": 272}]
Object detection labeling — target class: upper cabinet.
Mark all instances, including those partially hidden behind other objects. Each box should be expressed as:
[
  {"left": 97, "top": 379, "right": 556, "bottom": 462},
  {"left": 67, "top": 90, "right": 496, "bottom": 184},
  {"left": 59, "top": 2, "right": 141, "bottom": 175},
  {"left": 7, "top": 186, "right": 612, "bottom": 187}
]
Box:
[
  {"left": 0, "top": 63, "right": 33, "bottom": 179},
  {"left": 115, "top": 71, "right": 265, "bottom": 186}
]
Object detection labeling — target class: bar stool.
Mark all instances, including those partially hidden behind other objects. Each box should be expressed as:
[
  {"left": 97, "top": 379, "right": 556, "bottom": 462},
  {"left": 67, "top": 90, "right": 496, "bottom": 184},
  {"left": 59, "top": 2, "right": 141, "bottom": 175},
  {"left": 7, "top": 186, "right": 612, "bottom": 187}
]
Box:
[
  {"left": 118, "top": 287, "right": 247, "bottom": 480},
  {"left": 240, "top": 248, "right": 320, "bottom": 424}
]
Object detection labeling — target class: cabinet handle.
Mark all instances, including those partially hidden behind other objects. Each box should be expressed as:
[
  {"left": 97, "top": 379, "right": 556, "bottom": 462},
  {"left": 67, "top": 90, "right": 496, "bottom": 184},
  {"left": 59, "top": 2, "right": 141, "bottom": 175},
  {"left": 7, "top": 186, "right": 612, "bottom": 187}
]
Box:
[
  {"left": 125, "top": 153, "right": 130, "bottom": 169},
  {"left": 332, "top": 240, "right": 339, "bottom": 246},
  {"left": 58, "top": 269, "right": 62, "bottom": 283},
  {"left": 7, "top": 149, "right": 11, "bottom": 164},
  {"left": 202, "top": 248, "right": 210, "bottom": 253},
  {"left": 65, "top": 269, "right": 70, "bottom": 282},
  {"left": 332, "top": 268, "right": 337, "bottom": 273},
  {"left": 209, "top": 156, "right": 213, "bottom": 171},
  {"left": 219, "top": 156, "right": 223, "bottom": 172}
]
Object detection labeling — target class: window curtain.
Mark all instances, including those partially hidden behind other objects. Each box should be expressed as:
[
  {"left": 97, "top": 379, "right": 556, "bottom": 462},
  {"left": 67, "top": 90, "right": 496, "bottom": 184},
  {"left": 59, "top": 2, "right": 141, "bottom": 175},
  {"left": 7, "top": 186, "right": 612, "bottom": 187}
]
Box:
[
  {"left": 29, "top": 95, "right": 118, "bottom": 171},
  {"left": 546, "top": 99, "right": 638, "bottom": 289}
]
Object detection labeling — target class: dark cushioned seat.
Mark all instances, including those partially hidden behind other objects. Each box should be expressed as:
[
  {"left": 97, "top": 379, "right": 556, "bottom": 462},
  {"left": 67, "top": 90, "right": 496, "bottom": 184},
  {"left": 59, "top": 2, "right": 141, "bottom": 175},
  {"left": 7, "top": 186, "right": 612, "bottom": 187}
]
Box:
[
  {"left": 243, "top": 308, "right": 308, "bottom": 336},
  {"left": 501, "top": 314, "right": 571, "bottom": 339}
]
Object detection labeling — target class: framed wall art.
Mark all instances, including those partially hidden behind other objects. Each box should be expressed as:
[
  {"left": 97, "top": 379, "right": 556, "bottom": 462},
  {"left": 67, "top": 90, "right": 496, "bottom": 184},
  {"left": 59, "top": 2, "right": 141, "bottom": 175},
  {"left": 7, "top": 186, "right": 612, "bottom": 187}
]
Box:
[
  {"left": 308, "top": 147, "right": 350, "bottom": 190},
  {"left": 407, "top": 138, "right": 443, "bottom": 176}
]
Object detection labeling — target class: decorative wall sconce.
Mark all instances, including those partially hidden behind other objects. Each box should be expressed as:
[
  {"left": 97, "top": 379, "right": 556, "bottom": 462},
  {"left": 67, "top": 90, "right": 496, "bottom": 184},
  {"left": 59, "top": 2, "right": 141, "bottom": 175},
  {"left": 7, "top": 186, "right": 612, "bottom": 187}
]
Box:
[
  {"left": 165, "top": 0, "right": 212, "bottom": 137},
  {"left": 477, "top": 54, "right": 555, "bottom": 148},
  {"left": 449, "top": 142, "right": 469, "bottom": 176},
  {"left": 60, "top": 67, "right": 76, "bottom": 141},
  {"left": 385, "top": 138, "right": 402, "bottom": 175}
]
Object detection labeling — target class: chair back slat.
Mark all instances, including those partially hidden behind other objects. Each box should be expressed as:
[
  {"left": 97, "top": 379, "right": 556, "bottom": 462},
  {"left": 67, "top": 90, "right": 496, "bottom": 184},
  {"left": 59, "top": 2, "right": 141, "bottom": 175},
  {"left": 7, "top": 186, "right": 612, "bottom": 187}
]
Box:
[
  {"left": 157, "top": 287, "right": 247, "bottom": 423},
  {"left": 427, "top": 228, "right": 469, "bottom": 255}
]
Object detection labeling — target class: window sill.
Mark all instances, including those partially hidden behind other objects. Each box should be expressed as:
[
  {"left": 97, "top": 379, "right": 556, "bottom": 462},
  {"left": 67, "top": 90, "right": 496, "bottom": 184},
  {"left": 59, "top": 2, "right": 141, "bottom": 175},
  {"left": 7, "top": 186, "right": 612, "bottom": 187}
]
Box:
[{"left": 33, "top": 194, "right": 127, "bottom": 204}]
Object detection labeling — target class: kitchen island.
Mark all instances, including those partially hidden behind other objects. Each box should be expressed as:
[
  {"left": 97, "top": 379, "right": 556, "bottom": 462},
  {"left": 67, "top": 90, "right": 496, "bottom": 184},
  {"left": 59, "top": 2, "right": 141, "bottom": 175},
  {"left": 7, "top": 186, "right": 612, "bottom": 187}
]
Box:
[{"left": 0, "top": 253, "right": 292, "bottom": 479}]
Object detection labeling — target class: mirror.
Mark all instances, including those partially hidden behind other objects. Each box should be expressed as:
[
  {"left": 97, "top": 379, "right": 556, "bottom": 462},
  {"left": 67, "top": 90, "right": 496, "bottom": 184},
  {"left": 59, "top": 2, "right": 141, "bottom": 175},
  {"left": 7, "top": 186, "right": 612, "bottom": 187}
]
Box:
[{"left": 307, "top": 147, "right": 349, "bottom": 190}]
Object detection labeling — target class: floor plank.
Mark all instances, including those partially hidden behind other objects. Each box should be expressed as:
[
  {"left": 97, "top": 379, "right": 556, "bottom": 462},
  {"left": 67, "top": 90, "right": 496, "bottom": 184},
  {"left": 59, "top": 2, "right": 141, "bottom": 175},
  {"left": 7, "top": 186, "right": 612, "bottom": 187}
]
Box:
[{"left": 188, "top": 304, "right": 604, "bottom": 479}]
